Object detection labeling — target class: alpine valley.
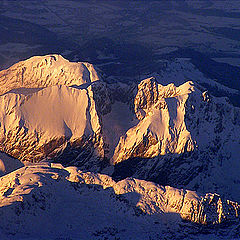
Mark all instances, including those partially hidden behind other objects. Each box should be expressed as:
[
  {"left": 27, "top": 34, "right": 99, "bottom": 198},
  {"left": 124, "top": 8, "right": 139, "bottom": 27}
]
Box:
[{"left": 0, "top": 54, "right": 240, "bottom": 240}]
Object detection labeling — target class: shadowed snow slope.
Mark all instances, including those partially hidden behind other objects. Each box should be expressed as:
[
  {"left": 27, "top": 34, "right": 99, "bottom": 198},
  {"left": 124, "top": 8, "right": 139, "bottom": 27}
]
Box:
[
  {"left": 0, "top": 164, "right": 239, "bottom": 240},
  {"left": 0, "top": 152, "right": 23, "bottom": 176}
]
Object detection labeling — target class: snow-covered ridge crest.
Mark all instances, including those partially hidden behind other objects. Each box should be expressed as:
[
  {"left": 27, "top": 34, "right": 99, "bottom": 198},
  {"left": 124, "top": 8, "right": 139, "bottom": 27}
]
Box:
[
  {"left": 0, "top": 163, "right": 239, "bottom": 239},
  {"left": 134, "top": 77, "right": 195, "bottom": 120},
  {"left": 0, "top": 54, "right": 100, "bottom": 96}
]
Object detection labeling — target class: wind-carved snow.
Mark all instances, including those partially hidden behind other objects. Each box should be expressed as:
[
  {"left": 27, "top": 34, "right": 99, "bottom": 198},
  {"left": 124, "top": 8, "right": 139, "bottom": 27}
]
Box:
[
  {"left": 20, "top": 85, "right": 95, "bottom": 138},
  {"left": 0, "top": 164, "right": 239, "bottom": 239}
]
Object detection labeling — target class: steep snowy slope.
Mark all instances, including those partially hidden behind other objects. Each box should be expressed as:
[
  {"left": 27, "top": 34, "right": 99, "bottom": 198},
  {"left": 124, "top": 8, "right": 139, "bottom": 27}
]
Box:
[
  {"left": 0, "top": 164, "right": 239, "bottom": 240},
  {"left": 0, "top": 54, "right": 100, "bottom": 95},
  {"left": 0, "top": 83, "right": 104, "bottom": 165}
]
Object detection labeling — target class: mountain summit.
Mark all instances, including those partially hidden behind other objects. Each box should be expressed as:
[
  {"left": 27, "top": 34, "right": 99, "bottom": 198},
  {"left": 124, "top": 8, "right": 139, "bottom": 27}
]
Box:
[
  {"left": 0, "top": 54, "right": 100, "bottom": 95},
  {"left": 0, "top": 55, "right": 240, "bottom": 239}
]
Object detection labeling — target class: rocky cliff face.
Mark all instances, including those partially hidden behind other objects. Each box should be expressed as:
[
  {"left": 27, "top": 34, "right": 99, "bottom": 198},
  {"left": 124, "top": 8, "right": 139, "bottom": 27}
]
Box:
[{"left": 112, "top": 78, "right": 195, "bottom": 163}]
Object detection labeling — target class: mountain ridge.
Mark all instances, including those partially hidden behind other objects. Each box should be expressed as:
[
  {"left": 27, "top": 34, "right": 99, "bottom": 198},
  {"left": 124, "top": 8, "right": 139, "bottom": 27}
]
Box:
[
  {"left": 0, "top": 163, "right": 239, "bottom": 239},
  {"left": 0, "top": 55, "right": 240, "bottom": 203}
]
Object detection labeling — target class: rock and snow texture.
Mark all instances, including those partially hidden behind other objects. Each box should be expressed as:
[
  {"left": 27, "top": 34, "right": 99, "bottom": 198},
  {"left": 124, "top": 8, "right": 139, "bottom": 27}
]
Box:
[
  {"left": 0, "top": 54, "right": 100, "bottom": 96},
  {"left": 1, "top": 55, "right": 240, "bottom": 203},
  {"left": 0, "top": 56, "right": 105, "bottom": 166},
  {"left": 112, "top": 78, "right": 195, "bottom": 163},
  {"left": 0, "top": 83, "right": 104, "bottom": 164},
  {"left": 0, "top": 164, "right": 239, "bottom": 240},
  {"left": 102, "top": 77, "right": 240, "bottom": 203},
  {"left": 113, "top": 78, "right": 240, "bottom": 201}
]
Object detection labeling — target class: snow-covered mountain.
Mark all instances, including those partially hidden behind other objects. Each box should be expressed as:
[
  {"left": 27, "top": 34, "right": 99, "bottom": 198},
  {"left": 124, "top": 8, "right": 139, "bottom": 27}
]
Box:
[
  {"left": 0, "top": 83, "right": 104, "bottom": 164},
  {"left": 112, "top": 77, "right": 240, "bottom": 201},
  {"left": 0, "top": 55, "right": 240, "bottom": 200},
  {"left": 112, "top": 78, "right": 195, "bottom": 163},
  {"left": 1, "top": 55, "right": 240, "bottom": 203},
  {"left": 0, "top": 67, "right": 195, "bottom": 165},
  {"left": 0, "top": 54, "right": 100, "bottom": 95},
  {"left": 1, "top": 55, "right": 240, "bottom": 239},
  {"left": 0, "top": 163, "right": 239, "bottom": 240}
]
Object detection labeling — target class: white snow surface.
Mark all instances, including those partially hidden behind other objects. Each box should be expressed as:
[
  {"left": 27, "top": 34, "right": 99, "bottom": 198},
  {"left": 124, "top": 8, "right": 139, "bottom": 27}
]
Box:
[
  {"left": 0, "top": 164, "right": 239, "bottom": 240},
  {"left": 0, "top": 83, "right": 103, "bottom": 162}
]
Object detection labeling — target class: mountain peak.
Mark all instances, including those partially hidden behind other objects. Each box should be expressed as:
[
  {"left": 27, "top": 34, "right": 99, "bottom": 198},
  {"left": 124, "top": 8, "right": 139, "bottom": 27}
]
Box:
[{"left": 0, "top": 54, "right": 101, "bottom": 96}]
